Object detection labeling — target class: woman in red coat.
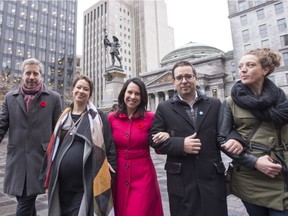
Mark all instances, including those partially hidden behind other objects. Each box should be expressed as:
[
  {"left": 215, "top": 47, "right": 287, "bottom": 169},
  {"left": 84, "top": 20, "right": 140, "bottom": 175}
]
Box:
[{"left": 108, "top": 78, "right": 168, "bottom": 216}]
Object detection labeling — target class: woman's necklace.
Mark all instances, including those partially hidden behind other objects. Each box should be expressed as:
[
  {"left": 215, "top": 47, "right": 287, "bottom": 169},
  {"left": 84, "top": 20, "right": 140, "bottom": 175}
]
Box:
[
  {"left": 63, "top": 110, "right": 88, "bottom": 140},
  {"left": 72, "top": 109, "right": 86, "bottom": 115}
]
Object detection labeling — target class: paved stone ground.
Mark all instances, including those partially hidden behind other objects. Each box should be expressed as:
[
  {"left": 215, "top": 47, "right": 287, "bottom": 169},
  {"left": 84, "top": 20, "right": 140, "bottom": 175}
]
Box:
[{"left": 0, "top": 137, "right": 248, "bottom": 216}]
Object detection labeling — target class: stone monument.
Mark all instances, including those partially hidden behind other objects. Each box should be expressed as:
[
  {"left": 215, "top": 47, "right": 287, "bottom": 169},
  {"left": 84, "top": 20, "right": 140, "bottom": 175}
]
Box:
[{"left": 102, "top": 29, "right": 126, "bottom": 110}]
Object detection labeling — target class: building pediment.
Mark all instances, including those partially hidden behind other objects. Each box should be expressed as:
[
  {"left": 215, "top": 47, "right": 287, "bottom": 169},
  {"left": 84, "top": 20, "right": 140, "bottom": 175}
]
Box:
[{"left": 146, "top": 72, "right": 173, "bottom": 87}]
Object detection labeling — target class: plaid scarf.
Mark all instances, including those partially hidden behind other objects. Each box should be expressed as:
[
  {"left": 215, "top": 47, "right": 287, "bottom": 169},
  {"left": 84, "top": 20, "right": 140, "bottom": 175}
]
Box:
[
  {"left": 20, "top": 82, "right": 43, "bottom": 112},
  {"left": 45, "top": 101, "right": 114, "bottom": 216}
]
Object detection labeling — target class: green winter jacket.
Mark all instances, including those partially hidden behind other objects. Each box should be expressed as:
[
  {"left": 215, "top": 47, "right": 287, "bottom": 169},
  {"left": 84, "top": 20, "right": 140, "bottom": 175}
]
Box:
[{"left": 225, "top": 96, "right": 288, "bottom": 210}]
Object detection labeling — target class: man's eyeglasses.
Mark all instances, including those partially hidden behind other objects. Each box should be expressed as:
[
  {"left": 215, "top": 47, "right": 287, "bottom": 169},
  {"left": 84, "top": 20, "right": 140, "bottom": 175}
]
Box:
[{"left": 174, "top": 74, "right": 196, "bottom": 82}]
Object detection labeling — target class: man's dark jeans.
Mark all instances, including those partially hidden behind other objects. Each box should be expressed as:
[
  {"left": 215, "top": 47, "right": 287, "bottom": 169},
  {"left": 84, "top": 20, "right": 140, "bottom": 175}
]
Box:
[
  {"left": 243, "top": 200, "right": 288, "bottom": 216},
  {"left": 15, "top": 186, "right": 37, "bottom": 216}
]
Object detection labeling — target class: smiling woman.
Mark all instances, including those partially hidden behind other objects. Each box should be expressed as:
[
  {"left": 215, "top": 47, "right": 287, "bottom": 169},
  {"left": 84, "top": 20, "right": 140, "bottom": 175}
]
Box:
[
  {"left": 42, "top": 75, "right": 117, "bottom": 216},
  {"left": 72, "top": 76, "right": 92, "bottom": 109},
  {"left": 108, "top": 77, "right": 169, "bottom": 216}
]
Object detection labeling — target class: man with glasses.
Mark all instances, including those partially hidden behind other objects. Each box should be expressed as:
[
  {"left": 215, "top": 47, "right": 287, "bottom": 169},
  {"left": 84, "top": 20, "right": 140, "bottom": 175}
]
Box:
[{"left": 149, "top": 61, "right": 231, "bottom": 216}]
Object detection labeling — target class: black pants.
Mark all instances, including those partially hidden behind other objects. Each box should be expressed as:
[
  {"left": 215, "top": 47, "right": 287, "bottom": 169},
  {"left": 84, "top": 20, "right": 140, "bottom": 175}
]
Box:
[
  {"left": 60, "top": 192, "right": 83, "bottom": 216},
  {"left": 16, "top": 185, "right": 37, "bottom": 216},
  {"left": 242, "top": 200, "right": 288, "bottom": 216}
]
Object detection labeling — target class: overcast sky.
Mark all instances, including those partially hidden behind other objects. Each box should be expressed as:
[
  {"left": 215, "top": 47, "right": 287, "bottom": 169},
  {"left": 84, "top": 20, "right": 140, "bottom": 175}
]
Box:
[{"left": 76, "top": 0, "right": 233, "bottom": 54}]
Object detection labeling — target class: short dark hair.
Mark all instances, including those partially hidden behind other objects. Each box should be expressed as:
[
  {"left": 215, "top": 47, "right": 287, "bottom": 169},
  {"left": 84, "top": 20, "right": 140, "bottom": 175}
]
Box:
[
  {"left": 116, "top": 77, "right": 148, "bottom": 118},
  {"left": 71, "top": 75, "right": 94, "bottom": 98},
  {"left": 172, "top": 61, "right": 197, "bottom": 79}
]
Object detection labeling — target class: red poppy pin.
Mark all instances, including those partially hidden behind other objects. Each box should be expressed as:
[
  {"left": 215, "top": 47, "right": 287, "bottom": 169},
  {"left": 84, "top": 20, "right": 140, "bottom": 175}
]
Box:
[
  {"left": 137, "top": 124, "right": 143, "bottom": 129},
  {"left": 40, "top": 101, "right": 46, "bottom": 108}
]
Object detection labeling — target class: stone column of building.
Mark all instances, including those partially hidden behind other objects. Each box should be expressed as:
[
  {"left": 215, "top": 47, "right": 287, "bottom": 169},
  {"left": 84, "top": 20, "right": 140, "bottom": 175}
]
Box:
[
  {"left": 147, "top": 94, "right": 151, "bottom": 111},
  {"left": 164, "top": 91, "right": 169, "bottom": 101},
  {"left": 217, "top": 83, "right": 225, "bottom": 102},
  {"left": 154, "top": 92, "right": 160, "bottom": 111}
]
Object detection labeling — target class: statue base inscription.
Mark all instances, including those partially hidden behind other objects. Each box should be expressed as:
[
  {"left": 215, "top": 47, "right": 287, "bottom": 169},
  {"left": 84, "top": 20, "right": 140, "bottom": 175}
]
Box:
[{"left": 102, "top": 66, "right": 126, "bottom": 111}]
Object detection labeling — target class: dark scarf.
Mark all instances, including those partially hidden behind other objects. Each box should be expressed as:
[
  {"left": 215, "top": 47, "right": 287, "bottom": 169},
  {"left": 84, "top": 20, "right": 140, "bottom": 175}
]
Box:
[
  {"left": 21, "top": 82, "right": 43, "bottom": 112},
  {"left": 231, "top": 79, "right": 288, "bottom": 126}
]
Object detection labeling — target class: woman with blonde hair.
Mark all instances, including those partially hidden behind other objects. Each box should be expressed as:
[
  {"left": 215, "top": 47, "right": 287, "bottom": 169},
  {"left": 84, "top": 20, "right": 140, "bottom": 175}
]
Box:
[{"left": 218, "top": 48, "right": 288, "bottom": 215}]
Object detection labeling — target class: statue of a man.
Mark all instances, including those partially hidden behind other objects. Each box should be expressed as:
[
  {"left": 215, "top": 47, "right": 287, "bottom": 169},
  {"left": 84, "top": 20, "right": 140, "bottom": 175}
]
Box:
[{"left": 104, "top": 35, "right": 122, "bottom": 67}]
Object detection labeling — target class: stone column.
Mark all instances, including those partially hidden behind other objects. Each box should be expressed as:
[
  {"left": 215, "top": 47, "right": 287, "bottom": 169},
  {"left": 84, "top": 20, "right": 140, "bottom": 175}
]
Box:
[
  {"left": 164, "top": 91, "right": 169, "bottom": 101},
  {"left": 147, "top": 94, "right": 151, "bottom": 111},
  {"left": 155, "top": 92, "right": 159, "bottom": 110},
  {"left": 102, "top": 66, "right": 126, "bottom": 111}
]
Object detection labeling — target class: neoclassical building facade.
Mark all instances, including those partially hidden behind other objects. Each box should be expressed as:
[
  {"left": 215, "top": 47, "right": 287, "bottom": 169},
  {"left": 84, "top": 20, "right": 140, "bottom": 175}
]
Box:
[{"left": 141, "top": 42, "right": 236, "bottom": 112}]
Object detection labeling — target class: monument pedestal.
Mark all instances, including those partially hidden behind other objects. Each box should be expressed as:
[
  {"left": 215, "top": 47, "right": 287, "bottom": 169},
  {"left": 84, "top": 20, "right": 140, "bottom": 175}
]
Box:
[{"left": 102, "top": 66, "right": 126, "bottom": 112}]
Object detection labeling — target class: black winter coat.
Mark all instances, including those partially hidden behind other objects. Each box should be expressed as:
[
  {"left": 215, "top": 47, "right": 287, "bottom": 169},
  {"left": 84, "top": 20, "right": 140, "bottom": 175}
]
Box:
[{"left": 149, "top": 92, "right": 227, "bottom": 216}]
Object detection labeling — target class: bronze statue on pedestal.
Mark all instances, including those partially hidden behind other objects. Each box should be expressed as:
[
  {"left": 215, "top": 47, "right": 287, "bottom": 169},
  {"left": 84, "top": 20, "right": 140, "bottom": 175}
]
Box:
[{"left": 104, "top": 33, "right": 122, "bottom": 68}]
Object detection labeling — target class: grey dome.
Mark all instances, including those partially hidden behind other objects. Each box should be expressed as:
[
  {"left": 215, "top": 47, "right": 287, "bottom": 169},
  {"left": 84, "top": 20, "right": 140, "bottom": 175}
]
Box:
[{"left": 161, "top": 41, "right": 224, "bottom": 63}]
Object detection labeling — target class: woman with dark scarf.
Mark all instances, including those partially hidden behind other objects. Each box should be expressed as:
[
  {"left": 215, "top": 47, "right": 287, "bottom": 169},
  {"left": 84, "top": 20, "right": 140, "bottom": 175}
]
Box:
[{"left": 218, "top": 48, "right": 288, "bottom": 216}]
